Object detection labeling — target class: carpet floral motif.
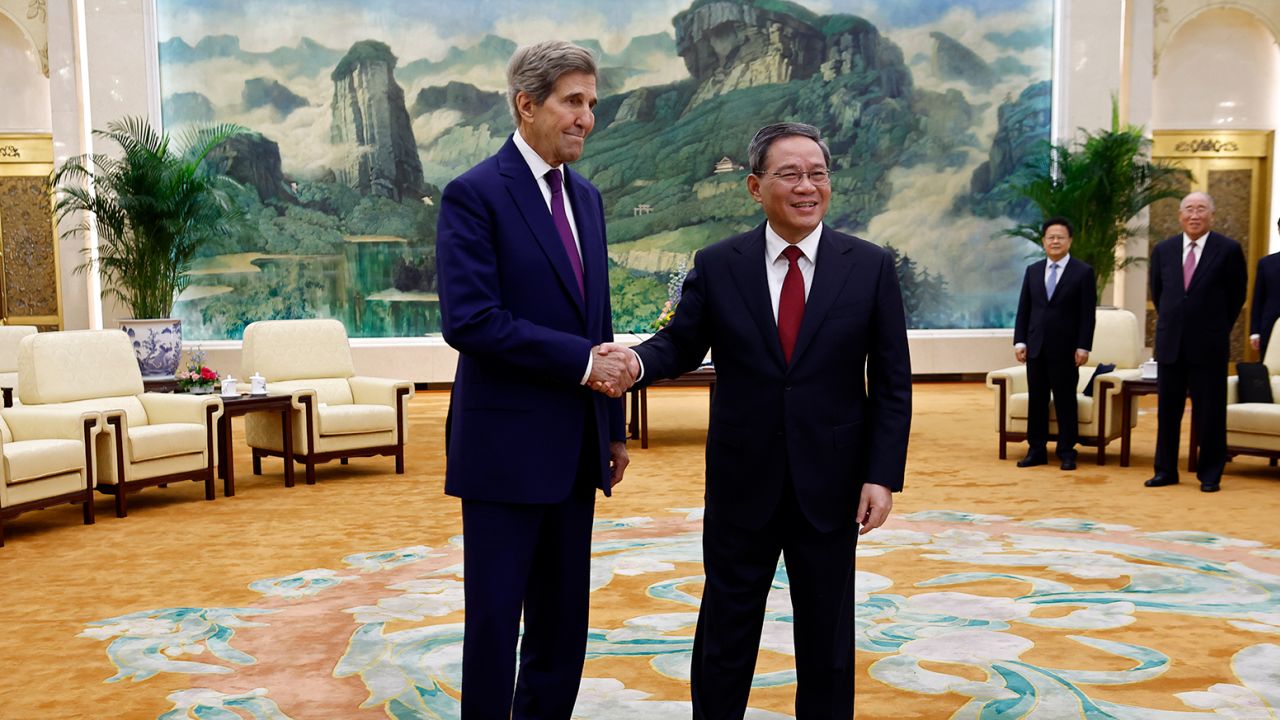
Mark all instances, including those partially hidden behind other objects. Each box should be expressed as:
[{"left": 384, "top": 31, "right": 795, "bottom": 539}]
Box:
[{"left": 78, "top": 510, "right": 1280, "bottom": 719}]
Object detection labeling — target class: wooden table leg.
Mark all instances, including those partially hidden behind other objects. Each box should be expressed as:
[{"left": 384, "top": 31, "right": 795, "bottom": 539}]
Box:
[
  {"left": 627, "top": 388, "right": 639, "bottom": 440},
  {"left": 282, "top": 407, "right": 295, "bottom": 488},
  {"left": 1120, "top": 388, "right": 1134, "bottom": 467},
  {"left": 640, "top": 387, "right": 649, "bottom": 450},
  {"left": 220, "top": 414, "right": 235, "bottom": 497}
]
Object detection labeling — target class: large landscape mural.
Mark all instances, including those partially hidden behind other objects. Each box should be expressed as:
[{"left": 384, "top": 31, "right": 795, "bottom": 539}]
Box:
[{"left": 156, "top": 0, "right": 1054, "bottom": 339}]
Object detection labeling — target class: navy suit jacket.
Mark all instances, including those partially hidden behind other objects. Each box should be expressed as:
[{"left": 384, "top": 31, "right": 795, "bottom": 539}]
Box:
[
  {"left": 1251, "top": 252, "right": 1280, "bottom": 353},
  {"left": 1013, "top": 258, "right": 1097, "bottom": 359},
  {"left": 1150, "top": 231, "right": 1247, "bottom": 365},
  {"left": 633, "top": 225, "right": 912, "bottom": 533},
  {"left": 436, "top": 136, "right": 624, "bottom": 503}
]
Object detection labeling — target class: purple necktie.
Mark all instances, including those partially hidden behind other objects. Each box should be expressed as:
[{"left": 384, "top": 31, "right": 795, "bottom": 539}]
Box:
[
  {"left": 1183, "top": 240, "right": 1198, "bottom": 290},
  {"left": 545, "top": 168, "right": 584, "bottom": 298}
]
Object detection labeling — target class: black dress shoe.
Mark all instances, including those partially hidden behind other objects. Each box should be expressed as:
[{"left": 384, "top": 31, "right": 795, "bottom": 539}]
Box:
[
  {"left": 1144, "top": 475, "right": 1179, "bottom": 487},
  {"left": 1200, "top": 481, "right": 1221, "bottom": 493},
  {"left": 1017, "top": 452, "right": 1048, "bottom": 468},
  {"left": 1060, "top": 457, "right": 1077, "bottom": 471}
]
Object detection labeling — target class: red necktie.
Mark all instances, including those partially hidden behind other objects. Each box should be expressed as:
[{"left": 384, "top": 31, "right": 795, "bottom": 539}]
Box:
[{"left": 778, "top": 245, "right": 805, "bottom": 363}]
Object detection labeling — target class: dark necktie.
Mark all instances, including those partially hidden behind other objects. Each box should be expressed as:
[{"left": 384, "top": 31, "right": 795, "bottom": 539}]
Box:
[
  {"left": 545, "top": 168, "right": 584, "bottom": 298},
  {"left": 778, "top": 245, "right": 805, "bottom": 363}
]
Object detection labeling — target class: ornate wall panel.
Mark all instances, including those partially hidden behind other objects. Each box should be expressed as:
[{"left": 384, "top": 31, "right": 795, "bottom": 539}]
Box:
[{"left": 0, "top": 133, "right": 60, "bottom": 327}]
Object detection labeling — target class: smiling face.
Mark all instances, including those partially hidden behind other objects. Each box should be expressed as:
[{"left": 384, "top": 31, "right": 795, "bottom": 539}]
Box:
[
  {"left": 1042, "top": 223, "right": 1072, "bottom": 262},
  {"left": 516, "top": 70, "right": 597, "bottom": 166},
  {"left": 746, "top": 135, "right": 831, "bottom": 244},
  {"left": 1179, "top": 192, "right": 1214, "bottom": 239}
]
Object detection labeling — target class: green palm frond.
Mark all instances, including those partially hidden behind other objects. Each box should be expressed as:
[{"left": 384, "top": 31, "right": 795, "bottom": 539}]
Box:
[
  {"left": 1006, "top": 100, "right": 1190, "bottom": 302},
  {"left": 49, "top": 116, "right": 246, "bottom": 318}
]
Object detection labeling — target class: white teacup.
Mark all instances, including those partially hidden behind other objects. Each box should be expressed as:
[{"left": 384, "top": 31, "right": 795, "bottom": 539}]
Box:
[
  {"left": 1140, "top": 360, "right": 1158, "bottom": 379},
  {"left": 221, "top": 377, "right": 239, "bottom": 396}
]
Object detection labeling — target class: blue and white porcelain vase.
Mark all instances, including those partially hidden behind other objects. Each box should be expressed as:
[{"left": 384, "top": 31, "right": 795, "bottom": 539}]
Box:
[{"left": 118, "top": 318, "right": 183, "bottom": 379}]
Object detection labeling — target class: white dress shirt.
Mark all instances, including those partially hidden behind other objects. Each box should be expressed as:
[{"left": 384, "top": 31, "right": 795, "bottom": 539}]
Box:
[
  {"left": 765, "top": 222, "right": 821, "bottom": 321},
  {"left": 512, "top": 130, "right": 592, "bottom": 383}
]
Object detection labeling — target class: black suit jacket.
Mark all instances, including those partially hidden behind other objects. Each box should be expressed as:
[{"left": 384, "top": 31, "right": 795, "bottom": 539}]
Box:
[
  {"left": 1150, "top": 231, "right": 1247, "bottom": 365},
  {"left": 1251, "top": 252, "right": 1280, "bottom": 353},
  {"left": 1013, "top": 257, "right": 1097, "bottom": 358},
  {"left": 633, "top": 225, "right": 912, "bottom": 533}
]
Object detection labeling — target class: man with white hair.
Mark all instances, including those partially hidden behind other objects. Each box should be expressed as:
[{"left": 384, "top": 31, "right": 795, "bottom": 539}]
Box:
[{"left": 1145, "top": 191, "right": 1246, "bottom": 493}]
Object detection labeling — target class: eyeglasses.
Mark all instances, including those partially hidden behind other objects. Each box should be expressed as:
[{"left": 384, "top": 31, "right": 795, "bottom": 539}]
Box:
[{"left": 757, "top": 169, "right": 832, "bottom": 186}]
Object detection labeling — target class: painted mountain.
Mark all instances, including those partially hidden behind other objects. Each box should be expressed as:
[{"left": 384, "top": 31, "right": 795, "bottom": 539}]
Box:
[{"left": 156, "top": 0, "right": 1053, "bottom": 339}]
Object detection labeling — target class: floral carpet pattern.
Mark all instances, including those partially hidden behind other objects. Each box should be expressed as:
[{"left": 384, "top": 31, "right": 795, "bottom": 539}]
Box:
[{"left": 75, "top": 509, "right": 1280, "bottom": 719}]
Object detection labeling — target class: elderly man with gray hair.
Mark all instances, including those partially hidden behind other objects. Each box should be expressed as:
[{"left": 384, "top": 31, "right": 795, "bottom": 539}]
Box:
[{"left": 436, "top": 40, "right": 632, "bottom": 717}]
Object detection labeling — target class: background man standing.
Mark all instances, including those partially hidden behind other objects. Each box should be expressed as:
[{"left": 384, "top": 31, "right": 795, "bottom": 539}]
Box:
[
  {"left": 1248, "top": 217, "right": 1280, "bottom": 356},
  {"left": 1146, "top": 191, "right": 1246, "bottom": 493},
  {"left": 435, "top": 41, "right": 632, "bottom": 718},
  {"left": 1012, "top": 217, "right": 1097, "bottom": 471},
  {"left": 610, "top": 122, "right": 911, "bottom": 719}
]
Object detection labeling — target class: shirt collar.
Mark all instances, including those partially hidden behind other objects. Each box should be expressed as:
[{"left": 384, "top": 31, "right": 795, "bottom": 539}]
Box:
[
  {"left": 1047, "top": 254, "right": 1070, "bottom": 268},
  {"left": 765, "top": 222, "right": 823, "bottom": 263},
  {"left": 1184, "top": 231, "right": 1209, "bottom": 249},
  {"left": 513, "top": 129, "right": 558, "bottom": 185}
]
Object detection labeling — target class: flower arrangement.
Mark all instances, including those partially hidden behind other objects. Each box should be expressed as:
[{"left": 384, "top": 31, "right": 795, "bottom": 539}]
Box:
[
  {"left": 652, "top": 260, "right": 689, "bottom": 331},
  {"left": 175, "top": 346, "right": 220, "bottom": 393}
]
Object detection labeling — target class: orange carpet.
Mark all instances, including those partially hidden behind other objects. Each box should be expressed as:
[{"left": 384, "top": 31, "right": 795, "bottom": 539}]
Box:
[{"left": 0, "top": 383, "right": 1277, "bottom": 719}]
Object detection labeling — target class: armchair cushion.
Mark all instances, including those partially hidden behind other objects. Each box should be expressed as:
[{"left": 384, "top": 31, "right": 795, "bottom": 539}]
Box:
[
  {"left": 242, "top": 319, "right": 355, "bottom": 382},
  {"left": 317, "top": 404, "right": 397, "bottom": 436},
  {"left": 128, "top": 424, "right": 208, "bottom": 463},
  {"left": 0, "top": 326, "right": 37, "bottom": 372},
  {"left": 4, "top": 439, "right": 86, "bottom": 485},
  {"left": 18, "top": 330, "right": 143, "bottom": 404},
  {"left": 269, "top": 379, "right": 354, "bottom": 406},
  {"left": 1082, "top": 364, "right": 1116, "bottom": 397}
]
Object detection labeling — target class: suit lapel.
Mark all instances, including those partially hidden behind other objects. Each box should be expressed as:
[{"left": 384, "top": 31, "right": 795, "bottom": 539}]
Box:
[
  {"left": 565, "top": 167, "right": 601, "bottom": 327},
  {"left": 727, "top": 227, "right": 786, "bottom": 369},
  {"left": 789, "top": 228, "right": 856, "bottom": 366},
  {"left": 1031, "top": 259, "right": 1048, "bottom": 305},
  {"left": 1167, "top": 238, "right": 1186, "bottom": 298},
  {"left": 497, "top": 140, "right": 586, "bottom": 316}
]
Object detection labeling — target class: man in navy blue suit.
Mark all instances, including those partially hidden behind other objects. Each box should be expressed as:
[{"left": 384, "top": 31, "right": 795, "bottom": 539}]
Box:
[
  {"left": 1145, "top": 191, "right": 1247, "bottom": 493},
  {"left": 1248, "top": 217, "right": 1280, "bottom": 356},
  {"left": 1012, "top": 217, "right": 1097, "bottom": 471},
  {"left": 602, "top": 123, "right": 912, "bottom": 719},
  {"left": 435, "top": 40, "right": 632, "bottom": 718}
]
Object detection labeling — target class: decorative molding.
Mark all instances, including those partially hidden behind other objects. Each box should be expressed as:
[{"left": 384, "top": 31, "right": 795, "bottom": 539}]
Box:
[
  {"left": 0, "top": 0, "right": 47, "bottom": 77},
  {"left": 1173, "top": 138, "right": 1239, "bottom": 153}
]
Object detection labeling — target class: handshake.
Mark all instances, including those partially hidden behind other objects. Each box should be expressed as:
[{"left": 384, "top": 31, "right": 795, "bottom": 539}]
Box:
[{"left": 587, "top": 342, "right": 641, "bottom": 398}]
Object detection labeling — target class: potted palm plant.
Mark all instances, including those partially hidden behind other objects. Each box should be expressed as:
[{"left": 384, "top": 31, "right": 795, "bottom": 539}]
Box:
[
  {"left": 1007, "top": 102, "right": 1190, "bottom": 301},
  {"left": 51, "top": 116, "right": 245, "bottom": 378}
]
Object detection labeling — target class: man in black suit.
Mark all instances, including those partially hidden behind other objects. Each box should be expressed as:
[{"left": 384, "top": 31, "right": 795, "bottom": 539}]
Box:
[
  {"left": 1146, "top": 191, "right": 1247, "bottom": 493},
  {"left": 1248, "top": 217, "right": 1280, "bottom": 356},
  {"left": 1012, "top": 217, "right": 1097, "bottom": 471},
  {"left": 597, "top": 123, "right": 911, "bottom": 719}
]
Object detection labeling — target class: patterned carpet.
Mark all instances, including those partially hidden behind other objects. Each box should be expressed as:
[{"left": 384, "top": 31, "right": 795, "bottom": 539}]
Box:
[{"left": 2, "top": 384, "right": 1279, "bottom": 719}]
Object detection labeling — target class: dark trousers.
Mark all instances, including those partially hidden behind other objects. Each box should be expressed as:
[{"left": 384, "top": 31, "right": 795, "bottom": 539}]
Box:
[
  {"left": 1026, "top": 351, "right": 1080, "bottom": 458},
  {"left": 458, "top": 452, "right": 598, "bottom": 719},
  {"left": 1155, "top": 359, "right": 1228, "bottom": 483},
  {"left": 691, "top": 480, "right": 857, "bottom": 720}
]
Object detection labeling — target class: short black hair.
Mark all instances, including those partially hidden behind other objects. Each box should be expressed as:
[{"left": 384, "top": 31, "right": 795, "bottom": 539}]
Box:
[{"left": 1041, "top": 216, "right": 1073, "bottom": 237}]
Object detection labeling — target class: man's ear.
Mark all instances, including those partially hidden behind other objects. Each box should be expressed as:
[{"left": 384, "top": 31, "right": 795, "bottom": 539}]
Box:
[
  {"left": 746, "top": 174, "right": 762, "bottom": 204},
  {"left": 514, "top": 91, "right": 536, "bottom": 124}
]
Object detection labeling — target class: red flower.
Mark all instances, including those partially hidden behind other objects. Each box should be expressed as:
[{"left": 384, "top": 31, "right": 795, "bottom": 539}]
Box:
[{"left": 200, "top": 367, "right": 217, "bottom": 380}]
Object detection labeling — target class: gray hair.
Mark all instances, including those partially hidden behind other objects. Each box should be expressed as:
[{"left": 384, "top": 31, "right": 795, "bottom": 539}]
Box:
[
  {"left": 748, "top": 122, "right": 831, "bottom": 174},
  {"left": 1181, "top": 191, "right": 1216, "bottom": 212},
  {"left": 507, "top": 41, "right": 598, "bottom": 126}
]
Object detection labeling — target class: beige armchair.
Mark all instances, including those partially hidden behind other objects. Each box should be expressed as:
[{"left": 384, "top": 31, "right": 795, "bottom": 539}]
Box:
[
  {"left": 0, "top": 325, "right": 38, "bottom": 407},
  {"left": 987, "top": 307, "right": 1145, "bottom": 464},
  {"left": 17, "top": 330, "right": 222, "bottom": 517},
  {"left": 0, "top": 406, "right": 100, "bottom": 546},
  {"left": 1225, "top": 323, "right": 1280, "bottom": 464},
  {"left": 240, "top": 319, "right": 412, "bottom": 484}
]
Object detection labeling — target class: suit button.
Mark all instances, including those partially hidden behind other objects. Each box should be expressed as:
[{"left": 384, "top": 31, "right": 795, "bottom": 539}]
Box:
[{"left": 785, "top": 385, "right": 792, "bottom": 391}]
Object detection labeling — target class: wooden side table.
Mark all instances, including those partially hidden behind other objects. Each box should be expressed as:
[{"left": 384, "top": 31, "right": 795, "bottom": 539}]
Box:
[
  {"left": 216, "top": 393, "right": 294, "bottom": 496},
  {"left": 1119, "top": 377, "right": 1198, "bottom": 471},
  {"left": 627, "top": 365, "right": 716, "bottom": 449}
]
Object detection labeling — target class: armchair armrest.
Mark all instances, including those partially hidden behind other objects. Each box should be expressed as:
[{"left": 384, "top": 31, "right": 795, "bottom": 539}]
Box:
[
  {"left": 1227, "top": 376, "right": 1239, "bottom": 405},
  {"left": 986, "top": 365, "right": 1028, "bottom": 394},
  {"left": 139, "top": 392, "right": 224, "bottom": 426},
  {"left": 349, "top": 376, "right": 413, "bottom": 406},
  {"left": 0, "top": 406, "right": 99, "bottom": 441},
  {"left": 1092, "top": 368, "right": 1142, "bottom": 401}
]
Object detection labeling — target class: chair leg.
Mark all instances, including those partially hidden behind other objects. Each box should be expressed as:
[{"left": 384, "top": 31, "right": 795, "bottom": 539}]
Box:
[
  {"left": 0, "top": 518, "right": 5, "bottom": 547},
  {"left": 395, "top": 447, "right": 404, "bottom": 474},
  {"left": 1271, "top": 457, "right": 1277, "bottom": 467},
  {"left": 115, "top": 486, "right": 127, "bottom": 519},
  {"left": 252, "top": 450, "right": 262, "bottom": 476},
  {"left": 83, "top": 496, "right": 95, "bottom": 525},
  {"left": 998, "top": 432, "right": 1007, "bottom": 460},
  {"left": 340, "top": 457, "right": 348, "bottom": 465},
  {"left": 306, "top": 459, "right": 316, "bottom": 485}
]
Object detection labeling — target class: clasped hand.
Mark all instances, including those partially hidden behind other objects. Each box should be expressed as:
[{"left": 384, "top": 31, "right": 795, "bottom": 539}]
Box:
[{"left": 588, "top": 342, "right": 640, "bottom": 398}]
